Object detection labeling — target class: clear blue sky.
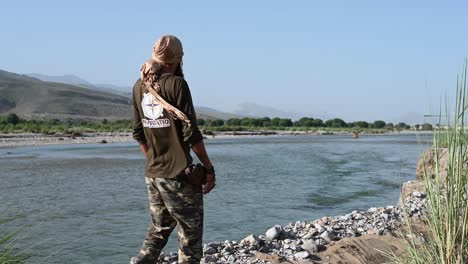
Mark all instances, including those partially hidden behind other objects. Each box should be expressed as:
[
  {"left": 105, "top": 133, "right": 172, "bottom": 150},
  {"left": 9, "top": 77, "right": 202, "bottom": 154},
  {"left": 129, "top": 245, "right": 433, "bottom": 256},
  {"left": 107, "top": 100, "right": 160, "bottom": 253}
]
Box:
[{"left": 1, "top": 0, "right": 467, "bottom": 123}]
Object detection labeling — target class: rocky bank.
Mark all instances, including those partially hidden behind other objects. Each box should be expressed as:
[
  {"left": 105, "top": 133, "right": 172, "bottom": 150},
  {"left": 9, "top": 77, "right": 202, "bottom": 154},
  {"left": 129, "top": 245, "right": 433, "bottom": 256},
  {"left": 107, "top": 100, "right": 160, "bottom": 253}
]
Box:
[{"left": 154, "top": 149, "right": 438, "bottom": 264}]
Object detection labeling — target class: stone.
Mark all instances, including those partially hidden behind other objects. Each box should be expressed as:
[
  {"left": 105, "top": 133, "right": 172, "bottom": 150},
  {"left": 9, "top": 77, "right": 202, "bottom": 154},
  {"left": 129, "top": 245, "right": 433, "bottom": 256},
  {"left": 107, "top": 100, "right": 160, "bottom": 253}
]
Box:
[
  {"left": 203, "top": 246, "right": 217, "bottom": 255},
  {"left": 320, "top": 230, "right": 335, "bottom": 242},
  {"left": 207, "top": 242, "right": 221, "bottom": 248},
  {"left": 314, "top": 223, "right": 325, "bottom": 233},
  {"left": 203, "top": 255, "right": 215, "bottom": 263},
  {"left": 266, "top": 225, "right": 283, "bottom": 240},
  {"left": 353, "top": 213, "right": 364, "bottom": 220},
  {"left": 241, "top": 234, "right": 260, "bottom": 245},
  {"left": 294, "top": 251, "right": 310, "bottom": 259},
  {"left": 301, "top": 239, "right": 318, "bottom": 253}
]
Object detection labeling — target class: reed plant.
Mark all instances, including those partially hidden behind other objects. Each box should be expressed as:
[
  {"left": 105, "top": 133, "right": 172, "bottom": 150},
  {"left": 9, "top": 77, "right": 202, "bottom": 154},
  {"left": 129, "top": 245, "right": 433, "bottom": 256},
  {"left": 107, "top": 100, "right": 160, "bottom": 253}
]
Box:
[
  {"left": 0, "top": 214, "right": 30, "bottom": 264},
  {"left": 389, "top": 61, "right": 468, "bottom": 264}
]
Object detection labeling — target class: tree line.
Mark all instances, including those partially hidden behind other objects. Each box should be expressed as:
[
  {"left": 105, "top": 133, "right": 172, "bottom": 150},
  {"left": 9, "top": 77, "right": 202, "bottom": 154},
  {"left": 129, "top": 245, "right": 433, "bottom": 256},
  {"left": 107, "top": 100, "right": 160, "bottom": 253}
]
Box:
[
  {"left": 0, "top": 113, "right": 132, "bottom": 134},
  {"left": 1, "top": 113, "right": 435, "bottom": 133},
  {"left": 197, "top": 117, "right": 413, "bottom": 129}
]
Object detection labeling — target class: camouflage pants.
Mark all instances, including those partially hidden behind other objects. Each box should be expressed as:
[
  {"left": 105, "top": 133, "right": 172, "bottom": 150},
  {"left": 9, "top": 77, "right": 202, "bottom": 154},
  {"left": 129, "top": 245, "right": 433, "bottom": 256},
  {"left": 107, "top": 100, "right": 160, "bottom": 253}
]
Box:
[{"left": 135, "top": 177, "right": 204, "bottom": 264}]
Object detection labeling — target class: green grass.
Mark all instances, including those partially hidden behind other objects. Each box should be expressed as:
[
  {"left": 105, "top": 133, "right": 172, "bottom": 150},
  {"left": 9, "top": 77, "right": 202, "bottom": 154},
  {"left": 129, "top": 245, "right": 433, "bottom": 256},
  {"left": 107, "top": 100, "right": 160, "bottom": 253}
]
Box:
[
  {"left": 0, "top": 119, "right": 133, "bottom": 134},
  {"left": 388, "top": 60, "right": 468, "bottom": 264},
  {"left": 0, "top": 213, "right": 30, "bottom": 264}
]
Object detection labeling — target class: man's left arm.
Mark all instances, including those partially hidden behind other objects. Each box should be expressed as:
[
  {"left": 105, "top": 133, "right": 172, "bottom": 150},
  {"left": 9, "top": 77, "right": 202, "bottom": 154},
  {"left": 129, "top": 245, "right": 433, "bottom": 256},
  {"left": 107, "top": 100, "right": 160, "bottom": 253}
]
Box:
[{"left": 176, "top": 80, "right": 216, "bottom": 194}]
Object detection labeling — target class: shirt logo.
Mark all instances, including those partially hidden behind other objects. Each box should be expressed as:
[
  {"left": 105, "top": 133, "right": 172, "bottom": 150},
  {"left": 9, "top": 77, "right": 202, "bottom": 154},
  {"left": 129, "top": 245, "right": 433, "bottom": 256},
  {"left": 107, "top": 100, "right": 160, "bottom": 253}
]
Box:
[{"left": 141, "top": 92, "right": 171, "bottom": 128}]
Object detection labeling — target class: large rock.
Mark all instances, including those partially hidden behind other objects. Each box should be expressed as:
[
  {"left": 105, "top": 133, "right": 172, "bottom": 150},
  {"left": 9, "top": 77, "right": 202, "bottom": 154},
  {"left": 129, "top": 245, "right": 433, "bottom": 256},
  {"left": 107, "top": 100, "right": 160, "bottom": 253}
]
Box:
[
  {"left": 241, "top": 234, "right": 260, "bottom": 245},
  {"left": 416, "top": 148, "right": 449, "bottom": 182},
  {"left": 301, "top": 240, "right": 318, "bottom": 253},
  {"left": 320, "top": 230, "right": 336, "bottom": 242},
  {"left": 266, "top": 225, "right": 283, "bottom": 240}
]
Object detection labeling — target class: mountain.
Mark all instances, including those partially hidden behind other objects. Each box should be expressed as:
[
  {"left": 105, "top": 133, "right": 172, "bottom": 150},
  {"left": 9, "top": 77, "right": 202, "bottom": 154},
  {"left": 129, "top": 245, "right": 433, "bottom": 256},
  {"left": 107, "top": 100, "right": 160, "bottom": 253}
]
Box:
[
  {"left": 195, "top": 106, "right": 242, "bottom": 120},
  {"left": 26, "top": 73, "right": 95, "bottom": 88},
  {"left": 1, "top": 69, "right": 132, "bottom": 120},
  {"left": 27, "top": 73, "right": 131, "bottom": 96},
  {"left": 2, "top": 69, "right": 239, "bottom": 121}
]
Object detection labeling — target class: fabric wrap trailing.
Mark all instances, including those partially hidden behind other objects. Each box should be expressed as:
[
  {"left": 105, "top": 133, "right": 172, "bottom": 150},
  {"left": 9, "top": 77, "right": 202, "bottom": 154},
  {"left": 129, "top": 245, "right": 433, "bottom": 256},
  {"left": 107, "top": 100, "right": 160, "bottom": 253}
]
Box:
[{"left": 140, "top": 60, "right": 195, "bottom": 145}]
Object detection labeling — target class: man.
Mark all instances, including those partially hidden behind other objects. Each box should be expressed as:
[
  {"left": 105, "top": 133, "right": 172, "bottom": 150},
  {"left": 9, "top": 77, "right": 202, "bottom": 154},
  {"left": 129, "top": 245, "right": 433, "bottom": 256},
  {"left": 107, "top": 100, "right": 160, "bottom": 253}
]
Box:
[{"left": 131, "top": 35, "right": 216, "bottom": 264}]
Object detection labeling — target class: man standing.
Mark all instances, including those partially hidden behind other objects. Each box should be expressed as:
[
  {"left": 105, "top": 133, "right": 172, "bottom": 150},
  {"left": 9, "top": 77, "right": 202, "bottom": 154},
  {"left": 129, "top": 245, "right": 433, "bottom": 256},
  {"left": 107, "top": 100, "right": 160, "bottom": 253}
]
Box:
[{"left": 131, "top": 35, "right": 216, "bottom": 264}]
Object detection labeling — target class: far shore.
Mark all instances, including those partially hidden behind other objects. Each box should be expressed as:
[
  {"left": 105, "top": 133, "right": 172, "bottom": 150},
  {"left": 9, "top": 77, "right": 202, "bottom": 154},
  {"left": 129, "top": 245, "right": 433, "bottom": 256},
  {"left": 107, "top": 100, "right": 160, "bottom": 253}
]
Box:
[{"left": 0, "top": 130, "right": 428, "bottom": 148}]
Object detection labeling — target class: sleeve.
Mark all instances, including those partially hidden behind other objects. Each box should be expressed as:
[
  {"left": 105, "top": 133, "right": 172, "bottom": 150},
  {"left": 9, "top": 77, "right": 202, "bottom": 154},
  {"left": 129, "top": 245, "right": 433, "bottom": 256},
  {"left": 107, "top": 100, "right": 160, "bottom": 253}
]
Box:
[
  {"left": 175, "top": 79, "right": 204, "bottom": 146},
  {"left": 132, "top": 80, "right": 147, "bottom": 144}
]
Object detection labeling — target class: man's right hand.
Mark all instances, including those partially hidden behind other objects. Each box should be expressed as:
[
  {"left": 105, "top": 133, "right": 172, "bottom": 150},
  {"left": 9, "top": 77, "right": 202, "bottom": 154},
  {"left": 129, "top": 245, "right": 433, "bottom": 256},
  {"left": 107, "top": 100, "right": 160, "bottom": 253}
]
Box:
[{"left": 139, "top": 143, "right": 149, "bottom": 157}]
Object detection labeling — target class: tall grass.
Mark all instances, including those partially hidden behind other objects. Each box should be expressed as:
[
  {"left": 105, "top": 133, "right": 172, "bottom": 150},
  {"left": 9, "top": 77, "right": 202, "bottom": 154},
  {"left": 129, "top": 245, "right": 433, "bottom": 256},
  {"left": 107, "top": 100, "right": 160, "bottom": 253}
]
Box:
[
  {"left": 390, "top": 61, "right": 468, "bottom": 264},
  {"left": 0, "top": 214, "right": 30, "bottom": 264}
]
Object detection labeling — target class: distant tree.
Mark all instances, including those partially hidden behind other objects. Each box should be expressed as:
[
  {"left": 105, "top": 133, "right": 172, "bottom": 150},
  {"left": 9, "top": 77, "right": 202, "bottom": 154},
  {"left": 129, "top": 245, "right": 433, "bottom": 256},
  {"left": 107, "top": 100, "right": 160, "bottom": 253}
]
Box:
[
  {"left": 278, "top": 118, "right": 293, "bottom": 127},
  {"left": 197, "top": 119, "right": 206, "bottom": 126},
  {"left": 262, "top": 121, "right": 272, "bottom": 127},
  {"left": 304, "top": 120, "right": 316, "bottom": 127},
  {"left": 325, "top": 118, "right": 347, "bottom": 128},
  {"left": 371, "top": 120, "right": 386, "bottom": 129},
  {"left": 102, "top": 119, "right": 108, "bottom": 125},
  {"left": 211, "top": 119, "right": 225, "bottom": 127},
  {"left": 384, "top": 122, "right": 394, "bottom": 130},
  {"left": 6, "top": 113, "right": 20, "bottom": 125},
  {"left": 311, "top": 119, "right": 324, "bottom": 127},
  {"left": 297, "top": 117, "right": 311, "bottom": 127},
  {"left": 421, "top": 123, "right": 433, "bottom": 131},
  {"left": 240, "top": 118, "right": 251, "bottom": 127},
  {"left": 253, "top": 118, "right": 262, "bottom": 127},
  {"left": 258, "top": 117, "right": 271, "bottom": 127},
  {"left": 353, "top": 121, "right": 369, "bottom": 128},
  {"left": 271, "top": 117, "right": 281, "bottom": 127},
  {"left": 226, "top": 118, "right": 240, "bottom": 126},
  {"left": 415, "top": 124, "right": 420, "bottom": 130},
  {"left": 394, "top": 122, "right": 410, "bottom": 130}
]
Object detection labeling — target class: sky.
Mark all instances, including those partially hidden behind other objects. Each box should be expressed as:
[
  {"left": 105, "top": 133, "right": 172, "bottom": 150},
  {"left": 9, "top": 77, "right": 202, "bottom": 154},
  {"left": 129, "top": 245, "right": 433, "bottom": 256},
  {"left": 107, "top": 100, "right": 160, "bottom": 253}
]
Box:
[{"left": 1, "top": 0, "right": 468, "bottom": 123}]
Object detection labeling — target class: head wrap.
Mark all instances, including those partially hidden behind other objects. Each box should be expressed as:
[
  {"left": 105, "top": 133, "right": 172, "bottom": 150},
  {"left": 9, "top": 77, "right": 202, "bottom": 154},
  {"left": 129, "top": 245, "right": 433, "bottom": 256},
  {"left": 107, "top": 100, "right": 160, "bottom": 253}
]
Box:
[{"left": 152, "top": 35, "right": 184, "bottom": 64}]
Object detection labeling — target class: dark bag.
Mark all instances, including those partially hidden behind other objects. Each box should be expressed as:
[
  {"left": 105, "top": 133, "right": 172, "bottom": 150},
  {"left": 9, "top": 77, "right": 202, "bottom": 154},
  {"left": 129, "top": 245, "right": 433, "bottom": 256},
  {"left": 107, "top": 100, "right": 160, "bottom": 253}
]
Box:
[{"left": 179, "top": 163, "right": 207, "bottom": 187}]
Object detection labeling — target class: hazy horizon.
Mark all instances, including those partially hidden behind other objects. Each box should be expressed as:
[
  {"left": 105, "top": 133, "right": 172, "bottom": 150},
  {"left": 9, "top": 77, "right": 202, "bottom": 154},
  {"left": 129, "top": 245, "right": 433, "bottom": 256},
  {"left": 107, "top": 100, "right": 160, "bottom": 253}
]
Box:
[{"left": 1, "top": 1, "right": 467, "bottom": 124}]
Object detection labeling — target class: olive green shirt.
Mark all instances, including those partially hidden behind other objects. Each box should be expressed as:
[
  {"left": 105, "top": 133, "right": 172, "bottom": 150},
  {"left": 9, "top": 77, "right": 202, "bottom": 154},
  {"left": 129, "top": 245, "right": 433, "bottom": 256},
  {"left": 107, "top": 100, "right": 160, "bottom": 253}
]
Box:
[{"left": 132, "top": 73, "right": 203, "bottom": 178}]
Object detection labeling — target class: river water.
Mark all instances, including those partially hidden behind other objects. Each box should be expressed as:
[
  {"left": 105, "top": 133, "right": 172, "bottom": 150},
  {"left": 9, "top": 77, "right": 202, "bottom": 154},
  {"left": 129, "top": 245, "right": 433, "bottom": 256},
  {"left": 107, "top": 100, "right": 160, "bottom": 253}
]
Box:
[{"left": 0, "top": 133, "right": 431, "bottom": 263}]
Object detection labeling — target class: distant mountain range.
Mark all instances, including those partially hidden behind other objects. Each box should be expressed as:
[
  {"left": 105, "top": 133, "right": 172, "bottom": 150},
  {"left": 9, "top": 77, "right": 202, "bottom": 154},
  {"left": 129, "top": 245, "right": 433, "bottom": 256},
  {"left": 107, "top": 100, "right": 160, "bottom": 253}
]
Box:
[
  {"left": 0, "top": 70, "right": 133, "bottom": 120},
  {"left": 0, "top": 69, "right": 239, "bottom": 121},
  {"left": 3, "top": 70, "right": 422, "bottom": 124},
  {"left": 27, "top": 73, "right": 132, "bottom": 96}
]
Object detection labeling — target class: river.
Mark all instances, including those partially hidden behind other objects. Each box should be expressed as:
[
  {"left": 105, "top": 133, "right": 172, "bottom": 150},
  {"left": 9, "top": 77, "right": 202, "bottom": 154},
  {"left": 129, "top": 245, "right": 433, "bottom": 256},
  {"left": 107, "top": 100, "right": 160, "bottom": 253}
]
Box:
[{"left": 0, "top": 133, "right": 431, "bottom": 263}]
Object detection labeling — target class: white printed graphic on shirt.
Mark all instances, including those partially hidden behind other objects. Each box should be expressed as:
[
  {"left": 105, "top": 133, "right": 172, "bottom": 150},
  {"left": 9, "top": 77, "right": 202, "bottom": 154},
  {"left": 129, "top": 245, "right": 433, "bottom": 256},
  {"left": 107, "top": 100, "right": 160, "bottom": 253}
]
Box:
[{"left": 141, "top": 92, "right": 171, "bottom": 128}]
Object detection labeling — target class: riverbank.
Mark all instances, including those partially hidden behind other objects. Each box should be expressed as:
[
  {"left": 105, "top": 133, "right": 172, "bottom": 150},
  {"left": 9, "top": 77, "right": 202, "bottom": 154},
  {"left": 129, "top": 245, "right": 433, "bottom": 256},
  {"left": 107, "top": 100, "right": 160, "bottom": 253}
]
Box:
[
  {"left": 0, "top": 130, "right": 422, "bottom": 148},
  {"left": 155, "top": 186, "right": 427, "bottom": 264}
]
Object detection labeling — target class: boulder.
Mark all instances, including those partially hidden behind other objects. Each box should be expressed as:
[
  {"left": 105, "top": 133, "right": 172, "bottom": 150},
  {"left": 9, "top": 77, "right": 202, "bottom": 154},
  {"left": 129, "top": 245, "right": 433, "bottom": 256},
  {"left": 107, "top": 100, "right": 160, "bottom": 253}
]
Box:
[
  {"left": 241, "top": 234, "right": 260, "bottom": 245},
  {"left": 266, "top": 225, "right": 283, "bottom": 240}
]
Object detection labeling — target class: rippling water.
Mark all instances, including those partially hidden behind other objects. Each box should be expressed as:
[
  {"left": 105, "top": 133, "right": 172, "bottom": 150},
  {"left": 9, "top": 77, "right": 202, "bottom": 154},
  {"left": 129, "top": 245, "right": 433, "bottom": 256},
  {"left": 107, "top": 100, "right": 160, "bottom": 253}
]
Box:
[{"left": 0, "top": 134, "right": 431, "bottom": 263}]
